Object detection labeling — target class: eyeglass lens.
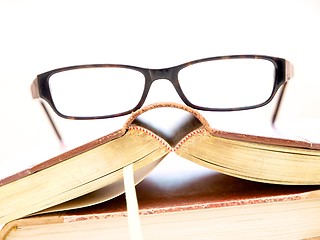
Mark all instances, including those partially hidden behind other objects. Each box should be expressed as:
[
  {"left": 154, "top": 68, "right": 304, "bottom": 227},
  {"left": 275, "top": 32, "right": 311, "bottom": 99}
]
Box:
[
  {"left": 49, "top": 67, "right": 146, "bottom": 117},
  {"left": 178, "top": 59, "right": 275, "bottom": 109}
]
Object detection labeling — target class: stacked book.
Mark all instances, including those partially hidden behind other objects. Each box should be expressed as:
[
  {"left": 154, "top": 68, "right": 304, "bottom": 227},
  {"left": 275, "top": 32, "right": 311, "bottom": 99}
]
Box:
[{"left": 1, "top": 102, "right": 320, "bottom": 240}]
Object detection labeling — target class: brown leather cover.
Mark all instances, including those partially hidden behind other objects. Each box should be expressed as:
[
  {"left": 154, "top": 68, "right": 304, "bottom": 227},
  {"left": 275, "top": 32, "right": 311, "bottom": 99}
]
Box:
[{"left": 125, "top": 102, "right": 320, "bottom": 149}]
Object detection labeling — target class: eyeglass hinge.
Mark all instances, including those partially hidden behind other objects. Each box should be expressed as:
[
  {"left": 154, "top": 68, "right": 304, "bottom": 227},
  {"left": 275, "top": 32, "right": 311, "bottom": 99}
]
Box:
[{"left": 285, "top": 60, "right": 294, "bottom": 81}]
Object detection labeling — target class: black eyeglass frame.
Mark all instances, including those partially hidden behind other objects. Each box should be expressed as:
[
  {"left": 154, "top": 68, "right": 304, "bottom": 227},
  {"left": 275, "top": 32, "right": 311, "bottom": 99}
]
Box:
[
  {"left": 31, "top": 55, "right": 293, "bottom": 144},
  {"left": 31, "top": 55, "right": 293, "bottom": 120}
]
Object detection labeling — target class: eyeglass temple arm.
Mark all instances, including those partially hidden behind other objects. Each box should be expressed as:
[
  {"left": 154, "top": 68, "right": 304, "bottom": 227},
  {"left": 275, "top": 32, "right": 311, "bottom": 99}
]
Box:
[
  {"left": 271, "top": 60, "right": 293, "bottom": 125},
  {"left": 31, "top": 78, "right": 65, "bottom": 146},
  {"left": 271, "top": 82, "right": 287, "bottom": 125},
  {"left": 40, "top": 101, "right": 65, "bottom": 146}
]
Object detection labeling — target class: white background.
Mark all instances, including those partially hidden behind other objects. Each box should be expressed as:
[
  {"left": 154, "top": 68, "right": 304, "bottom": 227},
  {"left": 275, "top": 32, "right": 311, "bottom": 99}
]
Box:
[{"left": 0, "top": 0, "right": 320, "bottom": 177}]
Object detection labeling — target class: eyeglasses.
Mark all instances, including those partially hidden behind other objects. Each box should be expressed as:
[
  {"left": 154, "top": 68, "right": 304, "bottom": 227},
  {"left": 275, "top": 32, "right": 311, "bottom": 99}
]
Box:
[{"left": 31, "top": 55, "right": 293, "bottom": 121}]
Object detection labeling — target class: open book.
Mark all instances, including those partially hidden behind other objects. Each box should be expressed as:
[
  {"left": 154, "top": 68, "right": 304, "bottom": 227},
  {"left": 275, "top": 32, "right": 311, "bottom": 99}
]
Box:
[{"left": 1, "top": 103, "right": 320, "bottom": 232}]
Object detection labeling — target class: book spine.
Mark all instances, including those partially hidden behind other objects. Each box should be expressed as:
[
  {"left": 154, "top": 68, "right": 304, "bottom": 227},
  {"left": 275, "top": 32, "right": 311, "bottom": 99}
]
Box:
[{"left": 128, "top": 126, "right": 206, "bottom": 152}]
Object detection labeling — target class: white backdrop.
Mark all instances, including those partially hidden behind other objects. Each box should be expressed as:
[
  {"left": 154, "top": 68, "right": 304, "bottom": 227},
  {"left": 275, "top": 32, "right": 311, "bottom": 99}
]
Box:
[{"left": 0, "top": 0, "right": 320, "bottom": 177}]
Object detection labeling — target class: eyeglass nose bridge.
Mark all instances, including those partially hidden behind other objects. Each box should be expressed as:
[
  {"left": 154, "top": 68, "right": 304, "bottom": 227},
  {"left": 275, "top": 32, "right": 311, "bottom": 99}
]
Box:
[
  {"left": 147, "top": 67, "right": 181, "bottom": 93},
  {"left": 144, "top": 67, "right": 187, "bottom": 104},
  {"left": 148, "top": 67, "right": 176, "bottom": 83}
]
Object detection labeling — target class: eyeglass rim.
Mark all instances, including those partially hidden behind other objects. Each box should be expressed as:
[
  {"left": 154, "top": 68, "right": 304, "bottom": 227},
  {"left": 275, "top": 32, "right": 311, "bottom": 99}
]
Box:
[{"left": 31, "top": 54, "right": 293, "bottom": 120}]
